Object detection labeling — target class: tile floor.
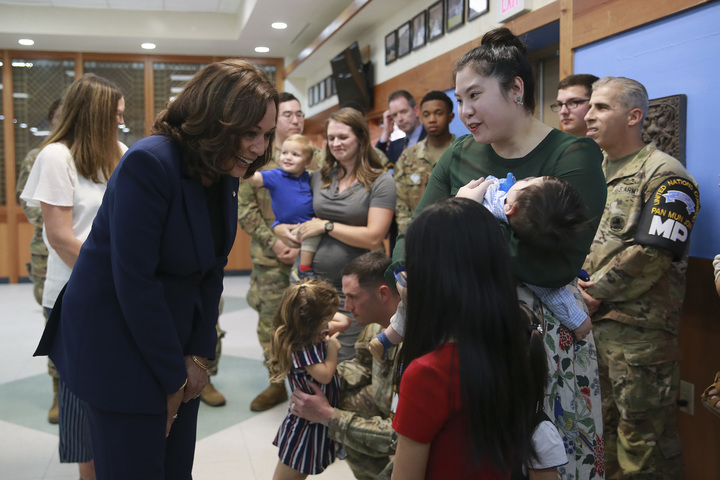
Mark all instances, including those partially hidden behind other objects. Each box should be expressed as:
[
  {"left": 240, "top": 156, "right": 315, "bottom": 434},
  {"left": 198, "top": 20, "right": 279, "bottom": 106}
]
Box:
[{"left": 0, "top": 275, "right": 355, "bottom": 479}]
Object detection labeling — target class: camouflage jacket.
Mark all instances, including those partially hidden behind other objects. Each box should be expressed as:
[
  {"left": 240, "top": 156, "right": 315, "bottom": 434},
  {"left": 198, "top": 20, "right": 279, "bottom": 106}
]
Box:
[
  {"left": 328, "top": 323, "right": 398, "bottom": 456},
  {"left": 17, "top": 148, "right": 49, "bottom": 258},
  {"left": 237, "top": 145, "right": 323, "bottom": 267},
  {"left": 393, "top": 135, "right": 455, "bottom": 233},
  {"left": 582, "top": 142, "right": 700, "bottom": 335}
]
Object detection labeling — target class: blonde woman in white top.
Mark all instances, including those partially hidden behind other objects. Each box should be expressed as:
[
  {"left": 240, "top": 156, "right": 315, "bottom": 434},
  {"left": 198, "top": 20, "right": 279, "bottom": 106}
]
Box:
[{"left": 22, "top": 74, "right": 126, "bottom": 480}]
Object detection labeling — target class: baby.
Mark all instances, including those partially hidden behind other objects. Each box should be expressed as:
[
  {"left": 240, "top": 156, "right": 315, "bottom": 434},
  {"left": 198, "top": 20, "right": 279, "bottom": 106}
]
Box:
[
  {"left": 247, "top": 134, "right": 319, "bottom": 279},
  {"left": 370, "top": 173, "right": 593, "bottom": 361}
]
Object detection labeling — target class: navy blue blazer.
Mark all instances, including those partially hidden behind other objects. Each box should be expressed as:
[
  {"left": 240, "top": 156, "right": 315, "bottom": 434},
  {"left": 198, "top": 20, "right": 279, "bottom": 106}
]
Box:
[
  {"left": 36, "top": 135, "right": 239, "bottom": 414},
  {"left": 375, "top": 126, "right": 427, "bottom": 169}
]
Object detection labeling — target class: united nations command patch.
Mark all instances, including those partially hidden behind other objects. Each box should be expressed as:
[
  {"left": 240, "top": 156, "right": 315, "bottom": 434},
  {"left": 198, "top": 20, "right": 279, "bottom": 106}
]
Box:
[{"left": 635, "top": 176, "right": 700, "bottom": 259}]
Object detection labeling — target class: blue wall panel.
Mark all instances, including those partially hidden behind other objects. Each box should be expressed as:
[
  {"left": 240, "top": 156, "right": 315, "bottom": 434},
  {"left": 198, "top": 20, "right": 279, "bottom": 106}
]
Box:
[{"left": 575, "top": 2, "right": 720, "bottom": 258}]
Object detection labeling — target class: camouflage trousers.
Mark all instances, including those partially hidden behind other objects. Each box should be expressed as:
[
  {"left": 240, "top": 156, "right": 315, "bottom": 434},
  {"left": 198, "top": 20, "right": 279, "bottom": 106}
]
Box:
[
  {"left": 206, "top": 320, "right": 225, "bottom": 377},
  {"left": 338, "top": 385, "right": 393, "bottom": 480},
  {"left": 26, "top": 253, "right": 48, "bottom": 306},
  {"left": 246, "top": 263, "right": 291, "bottom": 378},
  {"left": 595, "top": 321, "right": 684, "bottom": 479}
]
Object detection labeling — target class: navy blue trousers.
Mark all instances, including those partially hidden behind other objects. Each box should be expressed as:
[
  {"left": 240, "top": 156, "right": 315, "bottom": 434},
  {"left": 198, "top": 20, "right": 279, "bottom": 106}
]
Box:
[{"left": 86, "top": 398, "right": 200, "bottom": 480}]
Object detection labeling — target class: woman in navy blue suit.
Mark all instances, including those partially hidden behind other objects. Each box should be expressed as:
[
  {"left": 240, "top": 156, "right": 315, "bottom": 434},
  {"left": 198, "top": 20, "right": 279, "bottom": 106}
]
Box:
[{"left": 36, "top": 59, "right": 278, "bottom": 479}]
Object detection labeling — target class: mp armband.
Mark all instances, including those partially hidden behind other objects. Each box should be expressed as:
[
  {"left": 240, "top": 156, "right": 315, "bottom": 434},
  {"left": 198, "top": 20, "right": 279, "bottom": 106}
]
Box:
[{"left": 635, "top": 176, "right": 699, "bottom": 259}]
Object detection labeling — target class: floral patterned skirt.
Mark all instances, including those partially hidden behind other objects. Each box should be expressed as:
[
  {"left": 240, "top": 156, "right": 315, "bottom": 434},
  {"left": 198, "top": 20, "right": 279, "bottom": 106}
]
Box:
[{"left": 519, "top": 284, "right": 605, "bottom": 480}]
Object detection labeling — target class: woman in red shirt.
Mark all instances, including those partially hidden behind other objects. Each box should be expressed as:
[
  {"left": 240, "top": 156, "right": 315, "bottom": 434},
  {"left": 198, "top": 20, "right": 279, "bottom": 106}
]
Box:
[{"left": 392, "top": 198, "right": 538, "bottom": 479}]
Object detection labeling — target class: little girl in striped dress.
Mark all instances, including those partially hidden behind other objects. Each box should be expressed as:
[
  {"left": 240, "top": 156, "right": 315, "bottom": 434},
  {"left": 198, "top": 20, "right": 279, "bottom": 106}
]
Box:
[{"left": 269, "top": 278, "right": 341, "bottom": 478}]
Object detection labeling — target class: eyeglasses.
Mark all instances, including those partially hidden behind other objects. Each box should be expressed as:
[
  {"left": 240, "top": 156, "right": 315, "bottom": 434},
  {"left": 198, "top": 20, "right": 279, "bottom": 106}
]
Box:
[
  {"left": 281, "top": 111, "right": 305, "bottom": 119},
  {"left": 550, "top": 99, "right": 589, "bottom": 112},
  {"left": 393, "top": 268, "right": 407, "bottom": 288}
]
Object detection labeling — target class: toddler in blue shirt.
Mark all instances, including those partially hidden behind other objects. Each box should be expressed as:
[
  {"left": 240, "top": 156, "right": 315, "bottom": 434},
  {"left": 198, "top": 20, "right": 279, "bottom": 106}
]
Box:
[{"left": 248, "top": 134, "right": 319, "bottom": 278}]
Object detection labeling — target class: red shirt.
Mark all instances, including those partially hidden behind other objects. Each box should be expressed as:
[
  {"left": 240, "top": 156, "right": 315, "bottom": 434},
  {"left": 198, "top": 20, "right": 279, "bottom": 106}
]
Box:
[{"left": 392, "top": 343, "right": 507, "bottom": 480}]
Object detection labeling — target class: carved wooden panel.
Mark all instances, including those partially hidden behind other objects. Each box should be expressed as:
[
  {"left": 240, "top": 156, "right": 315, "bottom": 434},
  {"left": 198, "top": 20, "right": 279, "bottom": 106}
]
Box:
[{"left": 642, "top": 94, "right": 686, "bottom": 166}]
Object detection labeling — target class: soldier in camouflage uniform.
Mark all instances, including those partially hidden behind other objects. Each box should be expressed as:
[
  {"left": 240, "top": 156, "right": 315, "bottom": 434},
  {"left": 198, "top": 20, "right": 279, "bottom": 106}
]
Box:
[
  {"left": 394, "top": 91, "right": 455, "bottom": 233},
  {"left": 238, "top": 92, "right": 324, "bottom": 411},
  {"left": 289, "top": 252, "right": 400, "bottom": 480},
  {"left": 580, "top": 77, "right": 700, "bottom": 479},
  {"left": 200, "top": 298, "right": 227, "bottom": 406},
  {"left": 16, "top": 99, "right": 61, "bottom": 424}
]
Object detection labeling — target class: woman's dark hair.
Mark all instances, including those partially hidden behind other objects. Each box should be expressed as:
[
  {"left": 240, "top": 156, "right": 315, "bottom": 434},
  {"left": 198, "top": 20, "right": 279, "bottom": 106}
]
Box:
[
  {"left": 453, "top": 27, "right": 536, "bottom": 113},
  {"left": 401, "top": 197, "right": 537, "bottom": 472},
  {"left": 520, "top": 304, "right": 549, "bottom": 428},
  {"left": 321, "top": 107, "right": 383, "bottom": 191},
  {"left": 152, "top": 59, "right": 278, "bottom": 181}
]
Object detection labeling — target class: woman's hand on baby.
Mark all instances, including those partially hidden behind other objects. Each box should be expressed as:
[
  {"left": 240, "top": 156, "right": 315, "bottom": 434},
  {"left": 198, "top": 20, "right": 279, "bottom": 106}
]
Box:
[
  {"left": 456, "top": 177, "right": 491, "bottom": 204},
  {"left": 273, "top": 223, "right": 301, "bottom": 248},
  {"left": 298, "top": 218, "right": 326, "bottom": 241}
]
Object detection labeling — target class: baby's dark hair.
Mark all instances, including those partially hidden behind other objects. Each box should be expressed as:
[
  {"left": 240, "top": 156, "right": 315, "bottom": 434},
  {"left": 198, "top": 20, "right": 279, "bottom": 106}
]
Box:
[
  {"left": 268, "top": 278, "right": 340, "bottom": 382},
  {"left": 509, "top": 176, "right": 590, "bottom": 250}
]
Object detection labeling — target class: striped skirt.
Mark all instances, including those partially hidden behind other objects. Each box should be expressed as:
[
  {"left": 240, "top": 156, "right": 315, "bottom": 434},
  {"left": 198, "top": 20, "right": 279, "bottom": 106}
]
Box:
[
  {"left": 58, "top": 378, "right": 93, "bottom": 463},
  {"left": 273, "top": 412, "right": 336, "bottom": 474}
]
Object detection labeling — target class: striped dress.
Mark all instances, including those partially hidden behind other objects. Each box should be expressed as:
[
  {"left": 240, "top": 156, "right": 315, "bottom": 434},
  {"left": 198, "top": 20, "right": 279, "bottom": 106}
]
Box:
[{"left": 273, "top": 341, "right": 340, "bottom": 474}]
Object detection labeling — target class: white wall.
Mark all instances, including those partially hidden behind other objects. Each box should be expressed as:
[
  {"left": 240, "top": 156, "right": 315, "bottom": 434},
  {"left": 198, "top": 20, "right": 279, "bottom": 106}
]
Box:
[{"left": 289, "top": 0, "right": 555, "bottom": 116}]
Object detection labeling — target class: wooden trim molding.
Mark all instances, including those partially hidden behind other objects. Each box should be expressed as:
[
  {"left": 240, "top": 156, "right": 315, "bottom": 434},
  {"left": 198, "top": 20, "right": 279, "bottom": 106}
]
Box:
[{"left": 559, "top": 0, "right": 574, "bottom": 79}]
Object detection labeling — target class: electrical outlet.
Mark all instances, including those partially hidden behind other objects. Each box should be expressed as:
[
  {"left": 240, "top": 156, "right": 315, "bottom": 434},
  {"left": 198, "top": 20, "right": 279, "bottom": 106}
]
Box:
[{"left": 678, "top": 380, "right": 694, "bottom": 415}]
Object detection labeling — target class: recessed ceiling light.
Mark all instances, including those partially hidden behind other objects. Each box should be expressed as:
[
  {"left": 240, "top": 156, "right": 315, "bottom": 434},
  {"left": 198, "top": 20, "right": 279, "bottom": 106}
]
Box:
[
  {"left": 141, "top": 43, "right": 156, "bottom": 50},
  {"left": 255, "top": 47, "right": 270, "bottom": 53},
  {"left": 18, "top": 39, "right": 34, "bottom": 46},
  {"left": 271, "top": 22, "right": 287, "bottom": 30}
]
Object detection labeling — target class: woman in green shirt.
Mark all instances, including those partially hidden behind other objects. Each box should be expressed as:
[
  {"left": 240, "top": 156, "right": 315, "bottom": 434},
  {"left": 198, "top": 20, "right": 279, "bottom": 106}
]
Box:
[{"left": 392, "top": 28, "right": 607, "bottom": 480}]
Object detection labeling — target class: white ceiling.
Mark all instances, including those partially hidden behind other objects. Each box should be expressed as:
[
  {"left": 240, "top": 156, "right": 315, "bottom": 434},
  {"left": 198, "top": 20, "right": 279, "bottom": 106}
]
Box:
[{"left": 0, "top": 0, "right": 355, "bottom": 72}]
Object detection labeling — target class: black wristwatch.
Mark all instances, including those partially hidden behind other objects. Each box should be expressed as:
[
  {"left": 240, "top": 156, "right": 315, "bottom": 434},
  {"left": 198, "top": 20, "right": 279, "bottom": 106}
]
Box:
[{"left": 324, "top": 221, "right": 334, "bottom": 233}]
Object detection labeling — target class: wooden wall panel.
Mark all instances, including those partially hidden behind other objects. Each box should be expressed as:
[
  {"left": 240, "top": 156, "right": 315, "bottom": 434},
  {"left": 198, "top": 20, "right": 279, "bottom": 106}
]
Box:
[
  {"left": 226, "top": 229, "right": 252, "bottom": 272},
  {"left": 2, "top": 50, "right": 18, "bottom": 283},
  {"left": 678, "top": 257, "right": 720, "bottom": 480},
  {"left": 572, "top": 0, "right": 708, "bottom": 49}
]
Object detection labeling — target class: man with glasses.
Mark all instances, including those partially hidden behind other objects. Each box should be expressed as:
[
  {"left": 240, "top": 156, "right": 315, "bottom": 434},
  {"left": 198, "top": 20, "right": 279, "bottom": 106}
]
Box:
[
  {"left": 238, "top": 92, "right": 324, "bottom": 411},
  {"left": 552, "top": 74, "right": 599, "bottom": 137}
]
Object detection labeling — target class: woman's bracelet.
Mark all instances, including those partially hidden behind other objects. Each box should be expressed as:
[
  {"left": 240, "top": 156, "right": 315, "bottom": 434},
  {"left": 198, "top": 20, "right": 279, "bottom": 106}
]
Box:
[
  {"left": 180, "top": 378, "right": 188, "bottom": 390},
  {"left": 191, "top": 355, "right": 208, "bottom": 370}
]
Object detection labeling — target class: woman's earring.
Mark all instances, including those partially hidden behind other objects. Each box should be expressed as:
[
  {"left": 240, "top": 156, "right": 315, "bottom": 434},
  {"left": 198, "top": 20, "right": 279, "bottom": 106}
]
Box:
[{"left": 516, "top": 96, "right": 524, "bottom": 106}]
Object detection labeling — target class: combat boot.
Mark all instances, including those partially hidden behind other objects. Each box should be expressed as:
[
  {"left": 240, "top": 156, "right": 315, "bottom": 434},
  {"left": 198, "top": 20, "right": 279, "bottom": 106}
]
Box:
[
  {"left": 200, "top": 382, "right": 226, "bottom": 407},
  {"left": 250, "top": 382, "right": 287, "bottom": 411}
]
